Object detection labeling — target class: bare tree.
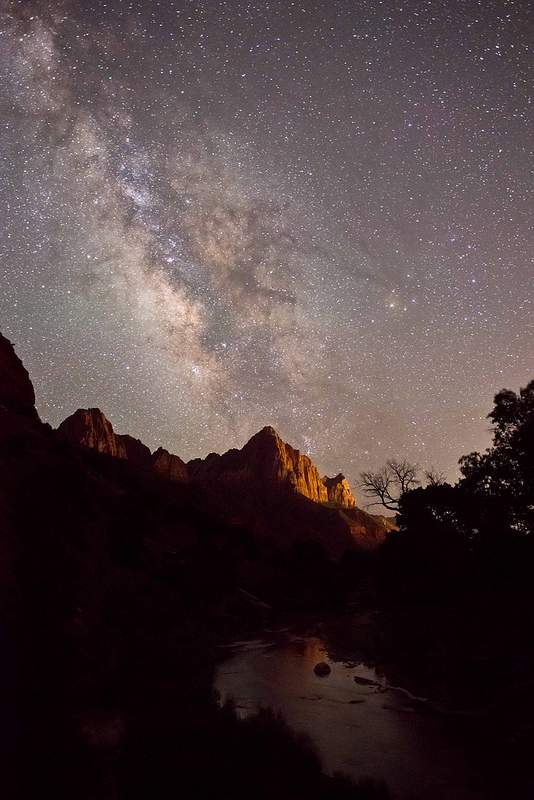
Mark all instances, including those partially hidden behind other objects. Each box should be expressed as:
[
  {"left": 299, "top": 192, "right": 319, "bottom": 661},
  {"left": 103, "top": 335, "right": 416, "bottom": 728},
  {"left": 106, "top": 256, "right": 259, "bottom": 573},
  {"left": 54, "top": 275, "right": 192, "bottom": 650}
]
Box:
[
  {"left": 424, "top": 466, "right": 446, "bottom": 486},
  {"left": 358, "top": 458, "right": 420, "bottom": 511}
]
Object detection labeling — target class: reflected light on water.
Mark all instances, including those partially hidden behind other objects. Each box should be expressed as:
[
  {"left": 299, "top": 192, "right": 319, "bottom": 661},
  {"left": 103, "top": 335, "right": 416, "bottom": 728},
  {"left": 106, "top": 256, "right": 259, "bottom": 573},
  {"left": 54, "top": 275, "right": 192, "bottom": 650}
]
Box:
[{"left": 215, "top": 632, "right": 485, "bottom": 800}]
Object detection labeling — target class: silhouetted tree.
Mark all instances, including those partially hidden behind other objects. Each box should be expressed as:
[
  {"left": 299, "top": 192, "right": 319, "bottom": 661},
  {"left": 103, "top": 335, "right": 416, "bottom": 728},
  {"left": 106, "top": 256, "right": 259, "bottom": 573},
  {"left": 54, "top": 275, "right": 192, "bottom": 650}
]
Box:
[
  {"left": 459, "top": 379, "right": 534, "bottom": 534},
  {"left": 358, "top": 458, "right": 420, "bottom": 511},
  {"left": 424, "top": 466, "right": 446, "bottom": 486}
]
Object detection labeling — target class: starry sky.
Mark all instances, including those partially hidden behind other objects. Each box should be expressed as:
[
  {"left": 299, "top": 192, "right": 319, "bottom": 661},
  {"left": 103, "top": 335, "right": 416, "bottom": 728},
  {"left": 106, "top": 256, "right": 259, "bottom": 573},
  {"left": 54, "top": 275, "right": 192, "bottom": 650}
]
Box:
[{"left": 1, "top": 0, "right": 533, "bottom": 500}]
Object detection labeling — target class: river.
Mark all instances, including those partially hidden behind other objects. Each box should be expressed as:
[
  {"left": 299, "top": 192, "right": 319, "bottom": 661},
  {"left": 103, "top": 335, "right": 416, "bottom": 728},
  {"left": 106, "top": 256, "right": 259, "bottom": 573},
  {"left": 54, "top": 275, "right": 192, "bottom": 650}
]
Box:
[{"left": 214, "top": 626, "right": 487, "bottom": 800}]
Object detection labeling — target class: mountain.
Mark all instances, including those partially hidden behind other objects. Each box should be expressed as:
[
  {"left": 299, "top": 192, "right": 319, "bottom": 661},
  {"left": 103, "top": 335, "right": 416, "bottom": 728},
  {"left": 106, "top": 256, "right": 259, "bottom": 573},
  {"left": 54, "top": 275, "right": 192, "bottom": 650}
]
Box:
[
  {"left": 186, "top": 425, "right": 385, "bottom": 556},
  {"left": 188, "top": 425, "right": 330, "bottom": 502},
  {"left": 0, "top": 330, "right": 390, "bottom": 797},
  {"left": 57, "top": 408, "right": 129, "bottom": 459},
  {"left": 0, "top": 332, "right": 39, "bottom": 424},
  {"left": 58, "top": 411, "right": 361, "bottom": 511},
  {"left": 57, "top": 408, "right": 386, "bottom": 555},
  {"left": 187, "top": 425, "right": 357, "bottom": 507}
]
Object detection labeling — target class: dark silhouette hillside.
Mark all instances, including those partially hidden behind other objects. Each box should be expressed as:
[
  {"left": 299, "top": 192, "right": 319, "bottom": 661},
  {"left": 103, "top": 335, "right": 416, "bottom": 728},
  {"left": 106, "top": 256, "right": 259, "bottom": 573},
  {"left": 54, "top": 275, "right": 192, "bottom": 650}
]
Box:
[{"left": 0, "top": 332, "right": 387, "bottom": 799}]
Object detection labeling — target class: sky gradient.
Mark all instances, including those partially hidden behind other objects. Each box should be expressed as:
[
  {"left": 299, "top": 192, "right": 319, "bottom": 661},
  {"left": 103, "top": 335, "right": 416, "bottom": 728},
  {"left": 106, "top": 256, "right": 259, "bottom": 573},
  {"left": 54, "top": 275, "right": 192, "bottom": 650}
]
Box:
[{"left": 1, "top": 0, "right": 533, "bottom": 500}]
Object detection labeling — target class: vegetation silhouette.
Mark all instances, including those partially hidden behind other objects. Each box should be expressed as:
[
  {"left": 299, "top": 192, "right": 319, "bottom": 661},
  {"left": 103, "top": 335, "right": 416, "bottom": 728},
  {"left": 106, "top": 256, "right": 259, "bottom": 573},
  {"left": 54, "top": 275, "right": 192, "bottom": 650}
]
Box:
[
  {"left": 375, "top": 379, "right": 534, "bottom": 797},
  {"left": 358, "top": 459, "right": 445, "bottom": 512}
]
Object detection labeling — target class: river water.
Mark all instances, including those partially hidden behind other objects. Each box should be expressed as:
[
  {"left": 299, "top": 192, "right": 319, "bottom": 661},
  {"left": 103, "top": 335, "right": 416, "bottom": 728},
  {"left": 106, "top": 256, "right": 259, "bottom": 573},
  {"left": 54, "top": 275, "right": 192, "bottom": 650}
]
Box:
[{"left": 214, "top": 628, "right": 486, "bottom": 800}]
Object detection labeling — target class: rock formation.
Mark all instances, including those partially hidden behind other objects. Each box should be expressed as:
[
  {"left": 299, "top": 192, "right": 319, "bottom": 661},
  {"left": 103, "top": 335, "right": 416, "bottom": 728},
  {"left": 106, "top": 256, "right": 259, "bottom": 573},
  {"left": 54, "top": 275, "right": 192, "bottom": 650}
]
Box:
[
  {"left": 244, "top": 426, "right": 330, "bottom": 502},
  {"left": 188, "top": 426, "right": 359, "bottom": 507},
  {"left": 0, "top": 333, "right": 39, "bottom": 421},
  {"left": 57, "top": 409, "right": 191, "bottom": 484},
  {"left": 152, "top": 447, "right": 189, "bottom": 483},
  {"left": 119, "top": 434, "right": 152, "bottom": 468},
  {"left": 55, "top": 412, "right": 361, "bottom": 513},
  {"left": 186, "top": 426, "right": 386, "bottom": 555},
  {"left": 322, "top": 473, "right": 356, "bottom": 508},
  {"left": 57, "top": 408, "right": 128, "bottom": 459},
  {"left": 54, "top": 409, "right": 385, "bottom": 554}
]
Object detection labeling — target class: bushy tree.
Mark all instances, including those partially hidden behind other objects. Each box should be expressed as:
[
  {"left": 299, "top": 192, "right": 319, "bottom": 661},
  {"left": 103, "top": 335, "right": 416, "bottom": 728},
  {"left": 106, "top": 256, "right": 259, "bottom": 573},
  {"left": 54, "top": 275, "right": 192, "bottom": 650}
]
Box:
[{"left": 459, "top": 379, "right": 534, "bottom": 534}]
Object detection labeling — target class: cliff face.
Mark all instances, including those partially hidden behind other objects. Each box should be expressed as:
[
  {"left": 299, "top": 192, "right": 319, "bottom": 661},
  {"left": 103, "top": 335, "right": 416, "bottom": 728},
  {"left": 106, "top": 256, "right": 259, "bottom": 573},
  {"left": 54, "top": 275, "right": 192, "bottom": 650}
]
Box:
[
  {"left": 56, "top": 410, "right": 192, "bottom": 484},
  {"left": 189, "top": 427, "right": 358, "bottom": 508},
  {"left": 55, "top": 411, "right": 359, "bottom": 511},
  {"left": 54, "top": 408, "right": 383, "bottom": 553},
  {"left": 244, "top": 426, "right": 330, "bottom": 502},
  {"left": 186, "top": 426, "right": 385, "bottom": 555},
  {"left": 322, "top": 473, "right": 356, "bottom": 508},
  {"left": 57, "top": 408, "right": 128, "bottom": 459},
  {"left": 0, "top": 333, "right": 39, "bottom": 421},
  {"left": 152, "top": 447, "right": 189, "bottom": 483}
]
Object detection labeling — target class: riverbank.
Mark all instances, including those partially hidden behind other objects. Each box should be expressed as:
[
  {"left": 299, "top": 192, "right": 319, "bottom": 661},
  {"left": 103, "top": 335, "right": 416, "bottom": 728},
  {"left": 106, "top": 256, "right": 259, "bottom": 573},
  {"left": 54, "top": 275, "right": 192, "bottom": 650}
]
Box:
[
  {"left": 215, "top": 624, "right": 487, "bottom": 800},
  {"left": 215, "top": 605, "right": 534, "bottom": 800}
]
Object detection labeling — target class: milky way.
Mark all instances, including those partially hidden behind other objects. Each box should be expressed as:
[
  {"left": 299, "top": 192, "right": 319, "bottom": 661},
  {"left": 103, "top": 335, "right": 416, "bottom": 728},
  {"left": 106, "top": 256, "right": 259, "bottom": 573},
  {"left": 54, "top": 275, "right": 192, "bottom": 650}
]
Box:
[{"left": 1, "top": 0, "right": 533, "bottom": 500}]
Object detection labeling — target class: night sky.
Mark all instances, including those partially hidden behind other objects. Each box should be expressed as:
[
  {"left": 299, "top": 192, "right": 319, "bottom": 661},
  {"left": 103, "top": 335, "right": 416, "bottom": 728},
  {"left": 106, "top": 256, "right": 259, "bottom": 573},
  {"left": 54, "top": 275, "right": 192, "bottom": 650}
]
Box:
[{"left": 1, "top": 0, "right": 533, "bottom": 498}]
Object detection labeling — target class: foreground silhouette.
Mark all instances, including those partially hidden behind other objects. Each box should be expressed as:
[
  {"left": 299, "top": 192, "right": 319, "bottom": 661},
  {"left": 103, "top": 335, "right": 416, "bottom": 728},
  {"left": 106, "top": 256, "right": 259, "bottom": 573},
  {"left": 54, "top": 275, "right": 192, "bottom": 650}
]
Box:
[{"left": 0, "top": 332, "right": 386, "bottom": 798}]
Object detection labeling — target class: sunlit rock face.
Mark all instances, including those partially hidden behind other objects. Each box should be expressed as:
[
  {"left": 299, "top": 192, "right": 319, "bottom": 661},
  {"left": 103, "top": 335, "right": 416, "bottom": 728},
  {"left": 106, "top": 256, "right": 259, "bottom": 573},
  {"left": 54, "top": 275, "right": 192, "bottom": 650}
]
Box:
[
  {"left": 322, "top": 473, "right": 356, "bottom": 508},
  {"left": 152, "top": 447, "right": 190, "bottom": 483},
  {"left": 244, "top": 426, "right": 330, "bottom": 502},
  {"left": 187, "top": 426, "right": 385, "bottom": 555},
  {"left": 188, "top": 426, "right": 358, "bottom": 507},
  {"left": 188, "top": 426, "right": 330, "bottom": 501},
  {"left": 0, "top": 333, "right": 39, "bottom": 421},
  {"left": 57, "top": 408, "right": 128, "bottom": 459}
]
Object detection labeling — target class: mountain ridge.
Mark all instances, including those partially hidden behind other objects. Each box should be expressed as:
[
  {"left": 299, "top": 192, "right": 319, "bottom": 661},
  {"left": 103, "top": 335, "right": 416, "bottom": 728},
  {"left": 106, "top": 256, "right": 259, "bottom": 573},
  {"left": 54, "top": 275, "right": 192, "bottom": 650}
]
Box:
[
  {"left": 56, "top": 406, "right": 386, "bottom": 555},
  {"left": 57, "top": 411, "right": 361, "bottom": 511},
  {"left": 1, "top": 331, "right": 386, "bottom": 556}
]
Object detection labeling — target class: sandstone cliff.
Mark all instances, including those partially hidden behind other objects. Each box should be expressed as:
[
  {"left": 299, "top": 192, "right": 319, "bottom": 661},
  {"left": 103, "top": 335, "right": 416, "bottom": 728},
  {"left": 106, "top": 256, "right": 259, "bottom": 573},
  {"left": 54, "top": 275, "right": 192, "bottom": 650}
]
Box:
[
  {"left": 186, "top": 426, "right": 385, "bottom": 555},
  {"left": 54, "top": 407, "right": 384, "bottom": 554},
  {"left": 245, "top": 426, "right": 330, "bottom": 502},
  {"left": 57, "top": 408, "right": 128, "bottom": 459},
  {"left": 57, "top": 409, "right": 193, "bottom": 485},
  {"left": 152, "top": 447, "right": 189, "bottom": 483},
  {"left": 0, "top": 333, "right": 39, "bottom": 421},
  {"left": 189, "top": 426, "right": 359, "bottom": 508},
  {"left": 322, "top": 473, "right": 356, "bottom": 508}
]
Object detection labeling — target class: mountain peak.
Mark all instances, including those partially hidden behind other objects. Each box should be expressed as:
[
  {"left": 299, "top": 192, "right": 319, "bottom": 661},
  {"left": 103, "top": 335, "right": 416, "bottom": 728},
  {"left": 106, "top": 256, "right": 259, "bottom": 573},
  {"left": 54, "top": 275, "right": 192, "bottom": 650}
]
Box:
[
  {"left": 260, "top": 425, "right": 278, "bottom": 436},
  {"left": 249, "top": 425, "right": 280, "bottom": 442},
  {"left": 0, "top": 332, "right": 39, "bottom": 421},
  {"left": 57, "top": 408, "right": 128, "bottom": 459}
]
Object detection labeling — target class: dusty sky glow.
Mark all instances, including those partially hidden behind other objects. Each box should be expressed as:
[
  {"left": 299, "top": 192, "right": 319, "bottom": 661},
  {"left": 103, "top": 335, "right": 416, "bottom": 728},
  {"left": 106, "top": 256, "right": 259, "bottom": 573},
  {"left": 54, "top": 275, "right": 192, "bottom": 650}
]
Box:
[{"left": 1, "top": 0, "right": 533, "bottom": 494}]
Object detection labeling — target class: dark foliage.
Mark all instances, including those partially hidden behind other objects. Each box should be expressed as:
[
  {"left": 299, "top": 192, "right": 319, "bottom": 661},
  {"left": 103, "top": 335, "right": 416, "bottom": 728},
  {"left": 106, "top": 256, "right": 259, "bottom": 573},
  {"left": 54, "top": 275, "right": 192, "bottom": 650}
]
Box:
[{"left": 374, "top": 380, "right": 534, "bottom": 795}]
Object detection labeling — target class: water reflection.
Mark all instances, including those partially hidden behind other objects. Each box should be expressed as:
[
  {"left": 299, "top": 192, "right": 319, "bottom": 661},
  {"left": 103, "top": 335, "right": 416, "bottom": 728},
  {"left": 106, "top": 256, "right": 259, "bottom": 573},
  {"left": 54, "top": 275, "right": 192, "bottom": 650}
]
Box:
[{"left": 215, "top": 632, "right": 484, "bottom": 800}]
